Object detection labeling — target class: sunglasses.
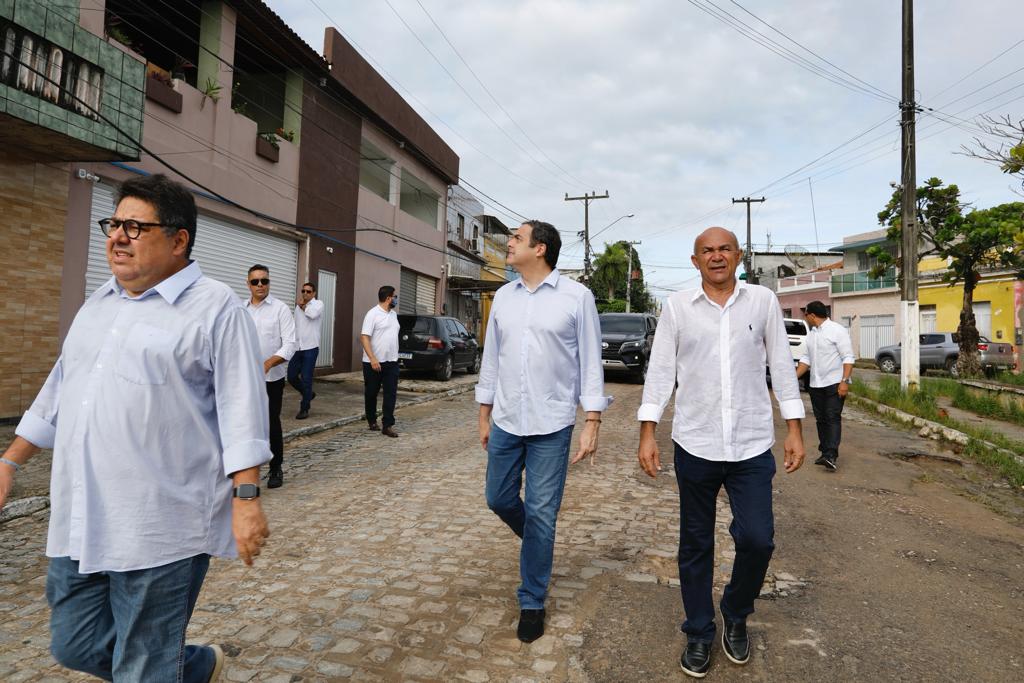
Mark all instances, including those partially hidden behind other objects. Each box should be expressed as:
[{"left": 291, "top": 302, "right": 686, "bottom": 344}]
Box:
[
  {"left": 301, "top": 289, "right": 313, "bottom": 294},
  {"left": 249, "top": 278, "right": 270, "bottom": 286}
]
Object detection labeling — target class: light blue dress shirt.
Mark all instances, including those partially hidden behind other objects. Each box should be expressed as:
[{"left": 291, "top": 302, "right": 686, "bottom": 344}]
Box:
[
  {"left": 16, "top": 262, "right": 272, "bottom": 573},
  {"left": 476, "top": 269, "right": 611, "bottom": 436}
]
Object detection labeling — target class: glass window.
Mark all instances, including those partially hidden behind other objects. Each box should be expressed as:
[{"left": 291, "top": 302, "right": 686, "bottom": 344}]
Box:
[
  {"left": 399, "top": 315, "right": 432, "bottom": 334},
  {"left": 600, "top": 316, "right": 646, "bottom": 334},
  {"left": 454, "top": 320, "right": 470, "bottom": 337},
  {"left": 784, "top": 320, "right": 807, "bottom": 336}
]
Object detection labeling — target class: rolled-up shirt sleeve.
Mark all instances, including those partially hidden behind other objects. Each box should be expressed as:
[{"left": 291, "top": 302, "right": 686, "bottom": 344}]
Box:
[
  {"left": 836, "top": 325, "right": 856, "bottom": 365},
  {"left": 274, "top": 303, "right": 297, "bottom": 361},
  {"left": 765, "top": 296, "right": 805, "bottom": 420},
  {"left": 16, "top": 356, "right": 63, "bottom": 449},
  {"left": 576, "top": 289, "right": 611, "bottom": 413},
  {"left": 475, "top": 293, "right": 500, "bottom": 406},
  {"left": 213, "top": 306, "right": 273, "bottom": 475},
  {"left": 638, "top": 300, "right": 678, "bottom": 423}
]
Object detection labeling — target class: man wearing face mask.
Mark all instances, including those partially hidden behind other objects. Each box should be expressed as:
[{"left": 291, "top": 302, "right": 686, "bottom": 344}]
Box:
[{"left": 360, "top": 286, "right": 401, "bottom": 437}]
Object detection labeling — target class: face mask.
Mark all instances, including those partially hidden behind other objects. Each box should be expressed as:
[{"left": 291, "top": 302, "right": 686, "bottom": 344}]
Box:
[{"left": 390, "top": 296, "right": 398, "bottom": 309}]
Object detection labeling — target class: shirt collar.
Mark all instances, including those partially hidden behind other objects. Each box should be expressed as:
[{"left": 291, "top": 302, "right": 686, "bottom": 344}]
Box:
[
  {"left": 246, "top": 293, "right": 278, "bottom": 309},
  {"left": 100, "top": 261, "right": 202, "bottom": 304},
  {"left": 513, "top": 268, "right": 560, "bottom": 291},
  {"left": 690, "top": 280, "right": 746, "bottom": 304}
]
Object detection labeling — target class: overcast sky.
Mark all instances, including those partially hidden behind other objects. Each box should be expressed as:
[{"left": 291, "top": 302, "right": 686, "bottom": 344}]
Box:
[{"left": 272, "top": 0, "right": 1024, "bottom": 294}]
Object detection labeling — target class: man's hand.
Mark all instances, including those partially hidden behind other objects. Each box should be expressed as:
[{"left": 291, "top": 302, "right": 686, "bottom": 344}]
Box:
[
  {"left": 233, "top": 499, "right": 269, "bottom": 566},
  {"left": 837, "top": 381, "right": 849, "bottom": 399},
  {"left": 783, "top": 420, "right": 805, "bottom": 473},
  {"left": 479, "top": 405, "right": 492, "bottom": 450},
  {"left": 370, "top": 358, "right": 381, "bottom": 372},
  {"left": 0, "top": 465, "right": 14, "bottom": 511},
  {"left": 570, "top": 416, "right": 601, "bottom": 465},
  {"left": 263, "top": 358, "right": 274, "bottom": 375},
  {"left": 637, "top": 422, "right": 661, "bottom": 478}
]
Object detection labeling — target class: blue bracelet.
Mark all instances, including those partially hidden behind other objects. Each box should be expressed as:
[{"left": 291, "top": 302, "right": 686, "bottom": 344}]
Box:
[{"left": 0, "top": 457, "right": 21, "bottom": 471}]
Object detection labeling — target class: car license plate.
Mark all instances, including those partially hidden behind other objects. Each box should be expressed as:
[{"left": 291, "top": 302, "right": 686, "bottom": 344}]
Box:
[{"left": 398, "top": 352, "right": 413, "bottom": 360}]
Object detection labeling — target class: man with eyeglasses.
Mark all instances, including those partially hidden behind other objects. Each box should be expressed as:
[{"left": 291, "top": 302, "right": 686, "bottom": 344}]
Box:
[
  {"left": 288, "top": 282, "right": 323, "bottom": 420},
  {"left": 0, "top": 174, "right": 271, "bottom": 682},
  {"left": 245, "top": 265, "right": 297, "bottom": 489}
]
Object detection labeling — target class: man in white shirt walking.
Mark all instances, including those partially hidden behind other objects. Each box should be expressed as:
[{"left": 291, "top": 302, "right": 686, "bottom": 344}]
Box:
[
  {"left": 360, "top": 286, "right": 401, "bottom": 438},
  {"left": 637, "top": 227, "right": 805, "bottom": 678},
  {"left": 0, "top": 174, "right": 270, "bottom": 682},
  {"left": 288, "top": 282, "right": 324, "bottom": 420},
  {"left": 477, "top": 220, "right": 610, "bottom": 643},
  {"left": 246, "top": 265, "right": 297, "bottom": 489},
  {"left": 796, "top": 300, "right": 855, "bottom": 471}
]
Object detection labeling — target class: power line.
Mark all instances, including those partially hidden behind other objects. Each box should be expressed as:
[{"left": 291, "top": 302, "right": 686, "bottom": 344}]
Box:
[{"left": 927, "top": 37, "right": 1024, "bottom": 104}]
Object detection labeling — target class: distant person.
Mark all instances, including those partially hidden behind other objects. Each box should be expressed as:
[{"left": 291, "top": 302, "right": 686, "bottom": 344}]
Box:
[
  {"left": 289, "top": 281, "right": 324, "bottom": 420},
  {"left": 0, "top": 173, "right": 270, "bottom": 682},
  {"left": 796, "top": 300, "right": 855, "bottom": 471},
  {"left": 360, "top": 286, "right": 400, "bottom": 437},
  {"left": 637, "top": 226, "right": 805, "bottom": 678},
  {"left": 477, "top": 220, "right": 609, "bottom": 643},
  {"left": 245, "top": 265, "right": 297, "bottom": 488}
]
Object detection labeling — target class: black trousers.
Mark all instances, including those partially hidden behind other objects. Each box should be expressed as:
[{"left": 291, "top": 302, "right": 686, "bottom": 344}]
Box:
[
  {"left": 266, "top": 378, "right": 285, "bottom": 471},
  {"left": 808, "top": 383, "right": 845, "bottom": 461},
  {"left": 363, "top": 361, "right": 399, "bottom": 428}
]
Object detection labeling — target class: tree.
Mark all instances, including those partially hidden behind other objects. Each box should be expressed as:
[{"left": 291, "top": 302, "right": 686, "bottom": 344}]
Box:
[
  {"left": 962, "top": 115, "right": 1024, "bottom": 194},
  {"left": 589, "top": 241, "right": 654, "bottom": 312},
  {"left": 872, "top": 177, "right": 1024, "bottom": 377}
]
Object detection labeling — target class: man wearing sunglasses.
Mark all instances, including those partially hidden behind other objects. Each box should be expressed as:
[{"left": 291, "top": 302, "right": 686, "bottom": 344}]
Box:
[
  {"left": 0, "top": 174, "right": 271, "bottom": 682},
  {"left": 288, "top": 282, "right": 323, "bottom": 420},
  {"left": 245, "top": 265, "right": 297, "bottom": 489}
]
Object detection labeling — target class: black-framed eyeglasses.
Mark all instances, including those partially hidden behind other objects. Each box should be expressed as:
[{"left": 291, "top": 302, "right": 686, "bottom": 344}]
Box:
[
  {"left": 249, "top": 278, "right": 270, "bottom": 286},
  {"left": 301, "top": 289, "right": 313, "bottom": 294},
  {"left": 98, "top": 218, "right": 165, "bottom": 239}
]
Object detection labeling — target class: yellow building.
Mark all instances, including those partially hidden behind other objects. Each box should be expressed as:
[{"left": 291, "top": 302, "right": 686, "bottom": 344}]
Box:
[
  {"left": 478, "top": 216, "right": 513, "bottom": 345},
  {"left": 917, "top": 256, "right": 1018, "bottom": 349}
]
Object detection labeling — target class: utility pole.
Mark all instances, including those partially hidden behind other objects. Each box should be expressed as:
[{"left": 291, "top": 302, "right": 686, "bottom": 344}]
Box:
[
  {"left": 732, "top": 196, "right": 765, "bottom": 284},
  {"left": 565, "top": 191, "right": 609, "bottom": 283},
  {"left": 625, "top": 240, "right": 642, "bottom": 312},
  {"left": 900, "top": 0, "right": 920, "bottom": 391}
]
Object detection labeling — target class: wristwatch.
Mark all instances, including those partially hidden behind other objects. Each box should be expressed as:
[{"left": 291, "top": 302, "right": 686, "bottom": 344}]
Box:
[
  {"left": 842, "top": 378, "right": 853, "bottom": 385},
  {"left": 233, "top": 484, "right": 260, "bottom": 500}
]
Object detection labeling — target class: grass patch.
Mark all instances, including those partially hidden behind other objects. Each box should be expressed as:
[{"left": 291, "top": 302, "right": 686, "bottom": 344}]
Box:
[
  {"left": 912, "top": 377, "right": 1024, "bottom": 429},
  {"left": 850, "top": 378, "right": 1024, "bottom": 488},
  {"left": 992, "top": 371, "right": 1024, "bottom": 388}
]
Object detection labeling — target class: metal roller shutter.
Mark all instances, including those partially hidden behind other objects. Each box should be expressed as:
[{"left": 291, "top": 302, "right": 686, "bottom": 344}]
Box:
[
  {"left": 316, "top": 269, "right": 336, "bottom": 367},
  {"left": 397, "top": 268, "right": 437, "bottom": 314},
  {"left": 399, "top": 269, "right": 417, "bottom": 314},
  {"left": 87, "top": 184, "right": 299, "bottom": 307}
]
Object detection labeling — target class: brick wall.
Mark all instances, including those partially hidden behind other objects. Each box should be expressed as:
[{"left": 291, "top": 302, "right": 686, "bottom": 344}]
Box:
[{"left": 0, "top": 159, "right": 68, "bottom": 418}]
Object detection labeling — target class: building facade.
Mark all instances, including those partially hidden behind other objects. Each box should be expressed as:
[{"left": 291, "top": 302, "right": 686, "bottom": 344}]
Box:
[
  {"left": 828, "top": 229, "right": 900, "bottom": 359},
  {"left": 444, "top": 185, "right": 485, "bottom": 335}
]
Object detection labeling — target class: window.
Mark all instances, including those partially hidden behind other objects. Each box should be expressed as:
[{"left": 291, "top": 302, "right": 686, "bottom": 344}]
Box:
[
  {"left": 359, "top": 139, "right": 393, "bottom": 201},
  {"left": 445, "top": 319, "right": 461, "bottom": 337},
  {"left": 921, "top": 334, "right": 945, "bottom": 345},
  {"left": 400, "top": 169, "right": 440, "bottom": 227},
  {"left": 784, "top": 320, "right": 808, "bottom": 336},
  {"left": 457, "top": 214, "right": 465, "bottom": 239},
  {"left": 454, "top": 320, "right": 470, "bottom": 337}
]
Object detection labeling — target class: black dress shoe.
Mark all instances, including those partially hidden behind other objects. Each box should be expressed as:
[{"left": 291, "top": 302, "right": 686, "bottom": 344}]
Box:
[
  {"left": 680, "top": 641, "right": 711, "bottom": 678},
  {"left": 722, "top": 620, "right": 750, "bottom": 665},
  {"left": 267, "top": 469, "right": 283, "bottom": 489},
  {"left": 516, "top": 608, "right": 545, "bottom": 643},
  {"left": 368, "top": 422, "right": 380, "bottom": 431},
  {"left": 814, "top": 455, "right": 827, "bottom": 466},
  {"left": 295, "top": 409, "right": 309, "bottom": 420},
  {"left": 822, "top": 456, "right": 838, "bottom": 471},
  {"left": 382, "top": 426, "right": 399, "bottom": 438}
]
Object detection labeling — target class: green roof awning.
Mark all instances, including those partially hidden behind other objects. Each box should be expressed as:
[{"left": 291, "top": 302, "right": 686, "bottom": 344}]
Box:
[{"left": 829, "top": 236, "right": 892, "bottom": 252}]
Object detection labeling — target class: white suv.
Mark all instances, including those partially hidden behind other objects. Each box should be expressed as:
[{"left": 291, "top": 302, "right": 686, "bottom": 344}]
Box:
[{"left": 766, "top": 318, "right": 810, "bottom": 390}]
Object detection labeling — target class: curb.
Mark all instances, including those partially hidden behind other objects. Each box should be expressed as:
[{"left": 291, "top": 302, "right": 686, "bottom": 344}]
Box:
[
  {"left": 0, "top": 384, "right": 477, "bottom": 526},
  {"left": 849, "top": 394, "right": 1024, "bottom": 466}
]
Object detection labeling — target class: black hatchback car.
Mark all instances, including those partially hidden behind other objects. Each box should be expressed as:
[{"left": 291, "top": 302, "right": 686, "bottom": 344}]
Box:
[
  {"left": 599, "top": 313, "right": 658, "bottom": 383},
  {"left": 397, "top": 315, "right": 480, "bottom": 381}
]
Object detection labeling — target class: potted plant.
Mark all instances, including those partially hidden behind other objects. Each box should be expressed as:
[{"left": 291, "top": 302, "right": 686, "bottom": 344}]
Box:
[
  {"left": 200, "top": 77, "right": 221, "bottom": 109},
  {"left": 145, "top": 62, "right": 182, "bottom": 113},
  {"left": 275, "top": 127, "right": 295, "bottom": 143},
  {"left": 256, "top": 132, "right": 280, "bottom": 162}
]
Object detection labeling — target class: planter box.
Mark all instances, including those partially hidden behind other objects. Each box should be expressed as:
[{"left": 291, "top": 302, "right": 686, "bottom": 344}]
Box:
[
  {"left": 145, "top": 77, "right": 182, "bottom": 113},
  {"left": 256, "top": 135, "right": 279, "bottom": 162}
]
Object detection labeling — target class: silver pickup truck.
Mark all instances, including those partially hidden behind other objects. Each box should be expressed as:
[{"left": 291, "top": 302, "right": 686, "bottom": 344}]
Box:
[{"left": 875, "top": 332, "right": 1015, "bottom": 377}]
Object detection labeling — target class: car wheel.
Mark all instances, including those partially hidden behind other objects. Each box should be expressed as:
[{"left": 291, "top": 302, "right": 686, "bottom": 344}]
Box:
[
  {"left": 466, "top": 352, "right": 480, "bottom": 374},
  {"left": 945, "top": 357, "right": 960, "bottom": 378},
  {"left": 878, "top": 356, "right": 897, "bottom": 373},
  {"left": 435, "top": 354, "right": 454, "bottom": 381}
]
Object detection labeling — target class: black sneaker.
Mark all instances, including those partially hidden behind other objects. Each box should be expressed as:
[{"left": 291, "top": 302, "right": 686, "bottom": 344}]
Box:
[
  {"left": 680, "top": 641, "right": 711, "bottom": 678},
  {"left": 295, "top": 409, "right": 309, "bottom": 420},
  {"left": 814, "top": 455, "right": 827, "bottom": 466},
  {"left": 267, "top": 469, "right": 283, "bottom": 489},
  {"left": 822, "top": 457, "right": 838, "bottom": 471},
  {"left": 722, "top": 620, "right": 750, "bottom": 665},
  {"left": 516, "top": 608, "right": 545, "bottom": 643}
]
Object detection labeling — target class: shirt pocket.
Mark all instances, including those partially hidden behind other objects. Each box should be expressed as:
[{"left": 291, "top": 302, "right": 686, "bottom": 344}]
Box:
[{"left": 116, "top": 322, "right": 175, "bottom": 385}]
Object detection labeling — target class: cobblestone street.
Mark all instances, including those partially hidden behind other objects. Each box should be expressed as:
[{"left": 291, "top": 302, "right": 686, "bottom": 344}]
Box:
[{"left": 3, "top": 380, "right": 1022, "bottom": 682}]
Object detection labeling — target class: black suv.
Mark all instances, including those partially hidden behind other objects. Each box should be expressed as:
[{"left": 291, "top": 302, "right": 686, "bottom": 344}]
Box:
[
  {"left": 599, "top": 313, "right": 658, "bottom": 383},
  {"left": 398, "top": 314, "right": 480, "bottom": 381}
]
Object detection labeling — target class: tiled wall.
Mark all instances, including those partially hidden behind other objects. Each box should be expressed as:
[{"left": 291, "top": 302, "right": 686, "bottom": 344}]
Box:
[{"left": 0, "top": 0, "right": 144, "bottom": 157}]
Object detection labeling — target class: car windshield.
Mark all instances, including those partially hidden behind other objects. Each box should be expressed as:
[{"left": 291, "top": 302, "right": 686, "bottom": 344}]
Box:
[
  {"left": 600, "top": 316, "right": 646, "bottom": 334},
  {"left": 398, "top": 316, "right": 432, "bottom": 334},
  {"left": 784, "top": 321, "right": 807, "bottom": 336}
]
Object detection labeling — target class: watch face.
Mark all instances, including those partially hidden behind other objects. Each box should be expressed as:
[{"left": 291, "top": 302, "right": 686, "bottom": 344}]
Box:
[{"left": 235, "top": 484, "right": 260, "bottom": 499}]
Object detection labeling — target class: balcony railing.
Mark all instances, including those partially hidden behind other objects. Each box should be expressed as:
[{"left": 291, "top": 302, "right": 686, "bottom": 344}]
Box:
[
  {"left": 831, "top": 268, "right": 897, "bottom": 294},
  {"left": 777, "top": 271, "right": 833, "bottom": 290}
]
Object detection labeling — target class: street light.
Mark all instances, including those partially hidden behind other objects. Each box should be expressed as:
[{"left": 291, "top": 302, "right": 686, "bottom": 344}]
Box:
[{"left": 585, "top": 213, "right": 635, "bottom": 242}]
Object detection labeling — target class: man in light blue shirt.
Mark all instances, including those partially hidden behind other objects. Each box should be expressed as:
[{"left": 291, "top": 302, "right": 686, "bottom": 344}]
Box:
[
  {"left": 476, "top": 220, "right": 610, "bottom": 643},
  {"left": 0, "top": 174, "right": 271, "bottom": 683}
]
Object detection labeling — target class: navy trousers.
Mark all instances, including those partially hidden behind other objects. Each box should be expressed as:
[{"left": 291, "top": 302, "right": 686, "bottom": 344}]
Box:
[{"left": 674, "top": 445, "right": 776, "bottom": 643}]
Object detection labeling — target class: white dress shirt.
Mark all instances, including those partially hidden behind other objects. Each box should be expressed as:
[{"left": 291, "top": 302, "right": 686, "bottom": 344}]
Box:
[
  {"left": 638, "top": 282, "right": 805, "bottom": 462},
  {"left": 294, "top": 298, "right": 324, "bottom": 351},
  {"left": 476, "top": 269, "right": 611, "bottom": 437},
  {"left": 798, "top": 318, "right": 855, "bottom": 388},
  {"left": 245, "top": 294, "right": 297, "bottom": 382},
  {"left": 361, "top": 305, "right": 400, "bottom": 363},
  {"left": 15, "top": 262, "right": 272, "bottom": 573}
]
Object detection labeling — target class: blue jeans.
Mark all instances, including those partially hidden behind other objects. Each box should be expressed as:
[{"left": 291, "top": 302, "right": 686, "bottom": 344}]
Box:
[
  {"left": 287, "top": 347, "right": 319, "bottom": 411},
  {"left": 674, "top": 446, "right": 776, "bottom": 643},
  {"left": 485, "top": 423, "right": 574, "bottom": 609},
  {"left": 47, "top": 555, "right": 216, "bottom": 682}
]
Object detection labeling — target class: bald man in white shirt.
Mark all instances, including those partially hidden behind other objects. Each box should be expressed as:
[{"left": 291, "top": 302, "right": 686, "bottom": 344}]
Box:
[{"left": 637, "top": 227, "right": 805, "bottom": 678}]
